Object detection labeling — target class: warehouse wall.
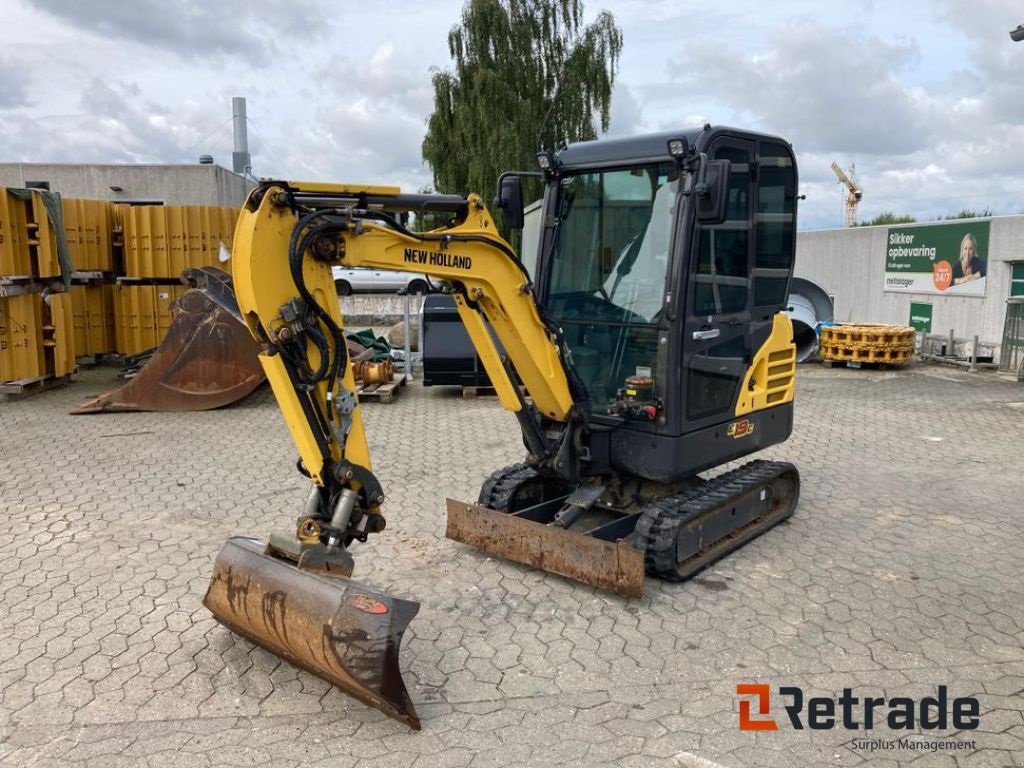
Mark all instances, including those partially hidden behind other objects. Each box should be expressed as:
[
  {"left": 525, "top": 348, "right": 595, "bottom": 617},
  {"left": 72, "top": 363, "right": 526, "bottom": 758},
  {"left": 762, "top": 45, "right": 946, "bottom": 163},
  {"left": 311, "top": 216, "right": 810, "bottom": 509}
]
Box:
[
  {"left": 795, "top": 214, "right": 1024, "bottom": 349},
  {"left": 0, "top": 164, "right": 253, "bottom": 207}
]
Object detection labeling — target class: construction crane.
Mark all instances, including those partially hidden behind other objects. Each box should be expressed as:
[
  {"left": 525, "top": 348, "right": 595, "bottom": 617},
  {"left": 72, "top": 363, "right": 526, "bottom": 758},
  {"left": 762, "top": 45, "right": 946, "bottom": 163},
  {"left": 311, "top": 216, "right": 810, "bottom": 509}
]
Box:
[{"left": 831, "top": 161, "right": 862, "bottom": 228}]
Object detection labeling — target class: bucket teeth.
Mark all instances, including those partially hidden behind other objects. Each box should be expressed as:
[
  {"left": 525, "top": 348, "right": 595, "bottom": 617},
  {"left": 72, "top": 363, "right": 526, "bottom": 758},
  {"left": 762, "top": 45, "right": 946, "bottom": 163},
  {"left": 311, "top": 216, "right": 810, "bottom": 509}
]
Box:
[{"left": 203, "top": 537, "right": 421, "bottom": 729}]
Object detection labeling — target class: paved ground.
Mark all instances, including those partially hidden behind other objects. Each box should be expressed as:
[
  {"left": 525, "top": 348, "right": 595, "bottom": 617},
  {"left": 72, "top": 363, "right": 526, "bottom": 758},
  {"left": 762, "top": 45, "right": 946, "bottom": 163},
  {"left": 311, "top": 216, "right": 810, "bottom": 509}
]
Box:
[{"left": 1, "top": 362, "right": 1022, "bottom": 768}]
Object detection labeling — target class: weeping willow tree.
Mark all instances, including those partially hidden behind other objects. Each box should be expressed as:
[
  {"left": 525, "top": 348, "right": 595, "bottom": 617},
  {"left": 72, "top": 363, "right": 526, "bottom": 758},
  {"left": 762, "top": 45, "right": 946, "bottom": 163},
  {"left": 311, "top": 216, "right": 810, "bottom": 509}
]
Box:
[{"left": 422, "top": 0, "right": 623, "bottom": 211}]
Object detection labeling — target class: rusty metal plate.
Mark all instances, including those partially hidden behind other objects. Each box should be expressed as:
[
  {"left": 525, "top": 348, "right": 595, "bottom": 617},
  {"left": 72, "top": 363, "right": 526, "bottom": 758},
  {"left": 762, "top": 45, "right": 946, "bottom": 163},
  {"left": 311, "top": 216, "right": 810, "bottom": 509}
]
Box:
[
  {"left": 445, "top": 498, "right": 645, "bottom": 598},
  {"left": 71, "top": 267, "right": 264, "bottom": 413},
  {"left": 203, "top": 537, "right": 421, "bottom": 729}
]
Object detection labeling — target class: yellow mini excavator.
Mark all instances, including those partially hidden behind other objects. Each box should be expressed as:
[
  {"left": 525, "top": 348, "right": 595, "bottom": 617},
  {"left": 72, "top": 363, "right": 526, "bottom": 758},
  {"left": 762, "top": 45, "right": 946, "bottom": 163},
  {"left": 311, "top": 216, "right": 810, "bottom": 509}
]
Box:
[{"left": 203, "top": 126, "right": 801, "bottom": 730}]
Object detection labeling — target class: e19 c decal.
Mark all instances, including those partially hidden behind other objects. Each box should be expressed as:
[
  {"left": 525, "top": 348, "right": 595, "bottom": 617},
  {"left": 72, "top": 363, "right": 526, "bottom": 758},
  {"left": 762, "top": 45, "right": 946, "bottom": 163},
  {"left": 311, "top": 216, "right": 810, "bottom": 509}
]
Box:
[{"left": 727, "top": 419, "right": 755, "bottom": 439}]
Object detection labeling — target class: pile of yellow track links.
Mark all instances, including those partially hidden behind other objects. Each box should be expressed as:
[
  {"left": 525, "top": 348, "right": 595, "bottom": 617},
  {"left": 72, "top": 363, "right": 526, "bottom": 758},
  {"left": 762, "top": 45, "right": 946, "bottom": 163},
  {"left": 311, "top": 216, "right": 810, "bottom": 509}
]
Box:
[{"left": 819, "top": 323, "right": 916, "bottom": 366}]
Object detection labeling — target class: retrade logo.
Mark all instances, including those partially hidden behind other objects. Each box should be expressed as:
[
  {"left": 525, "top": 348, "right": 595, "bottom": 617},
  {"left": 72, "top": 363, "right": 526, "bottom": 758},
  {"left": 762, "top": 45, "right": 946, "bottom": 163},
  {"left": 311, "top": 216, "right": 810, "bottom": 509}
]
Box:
[
  {"left": 736, "top": 684, "right": 980, "bottom": 731},
  {"left": 737, "top": 684, "right": 778, "bottom": 731}
]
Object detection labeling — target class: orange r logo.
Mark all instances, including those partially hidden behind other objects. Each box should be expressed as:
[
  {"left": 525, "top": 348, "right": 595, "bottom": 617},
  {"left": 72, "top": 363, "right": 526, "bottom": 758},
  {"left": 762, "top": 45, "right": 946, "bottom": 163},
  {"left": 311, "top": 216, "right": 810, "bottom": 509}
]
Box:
[{"left": 737, "top": 684, "right": 778, "bottom": 731}]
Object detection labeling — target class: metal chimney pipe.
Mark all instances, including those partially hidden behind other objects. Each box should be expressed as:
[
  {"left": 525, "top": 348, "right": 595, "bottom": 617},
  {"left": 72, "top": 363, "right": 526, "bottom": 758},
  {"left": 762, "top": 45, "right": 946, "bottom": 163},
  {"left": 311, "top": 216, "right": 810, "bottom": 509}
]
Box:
[{"left": 232, "top": 96, "right": 251, "bottom": 175}]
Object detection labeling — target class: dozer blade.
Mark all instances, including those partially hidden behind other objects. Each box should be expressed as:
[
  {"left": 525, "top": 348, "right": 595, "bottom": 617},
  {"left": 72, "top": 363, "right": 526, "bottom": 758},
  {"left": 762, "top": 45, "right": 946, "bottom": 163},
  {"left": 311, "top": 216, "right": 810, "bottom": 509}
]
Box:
[
  {"left": 203, "top": 537, "right": 421, "bottom": 730},
  {"left": 445, "top": 498, "right": 645, "bottom": 598},
  {"left": 71, "top": 267, "right": 264, "bottom": 414}
]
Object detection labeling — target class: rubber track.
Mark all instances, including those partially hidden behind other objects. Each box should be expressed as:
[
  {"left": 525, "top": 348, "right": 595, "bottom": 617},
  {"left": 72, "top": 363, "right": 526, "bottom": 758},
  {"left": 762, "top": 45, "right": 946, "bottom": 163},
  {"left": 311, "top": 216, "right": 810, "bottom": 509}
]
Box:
[
  {"left": 477, "top": 462, "right": 541, "bottom": 511},
  {"left": 636, "top": 460, "right": 797, "bottom": 581}
]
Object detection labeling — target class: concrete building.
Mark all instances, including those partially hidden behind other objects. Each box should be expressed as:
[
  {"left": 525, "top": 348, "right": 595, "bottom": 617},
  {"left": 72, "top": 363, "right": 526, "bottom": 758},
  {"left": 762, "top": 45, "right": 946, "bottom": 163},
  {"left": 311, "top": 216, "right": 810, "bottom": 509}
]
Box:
[
  {"left": 795, "top": 214, "right": 1024, "bottom": 362},
  {"left": 0, "top": 162, "right": 253, "bottom": 207}
]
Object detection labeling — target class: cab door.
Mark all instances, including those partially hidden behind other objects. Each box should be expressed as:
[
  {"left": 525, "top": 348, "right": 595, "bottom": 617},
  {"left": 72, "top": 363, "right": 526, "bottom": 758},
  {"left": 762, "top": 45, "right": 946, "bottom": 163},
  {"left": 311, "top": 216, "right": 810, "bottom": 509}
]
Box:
[{"left": 681, "top": 138, "right": 755, "bottom": 430}]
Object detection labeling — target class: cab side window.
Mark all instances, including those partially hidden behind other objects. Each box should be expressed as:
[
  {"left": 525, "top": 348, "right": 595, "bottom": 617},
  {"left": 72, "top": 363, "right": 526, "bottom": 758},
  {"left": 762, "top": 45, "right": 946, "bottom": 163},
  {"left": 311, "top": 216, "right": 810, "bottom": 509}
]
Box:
[
  {"left": 692, "top": 145, "right": 751, "bottom": 317},
  {"left": 753, "top": 142, "right": 797, "bottom": 311}
]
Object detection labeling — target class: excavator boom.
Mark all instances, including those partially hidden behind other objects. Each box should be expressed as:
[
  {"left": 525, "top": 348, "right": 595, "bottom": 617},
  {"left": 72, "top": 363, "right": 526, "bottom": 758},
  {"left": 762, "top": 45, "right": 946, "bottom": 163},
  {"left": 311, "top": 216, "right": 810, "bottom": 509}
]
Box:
[{"left": 204, "top": 180, "right": 583, "bottom": 729}]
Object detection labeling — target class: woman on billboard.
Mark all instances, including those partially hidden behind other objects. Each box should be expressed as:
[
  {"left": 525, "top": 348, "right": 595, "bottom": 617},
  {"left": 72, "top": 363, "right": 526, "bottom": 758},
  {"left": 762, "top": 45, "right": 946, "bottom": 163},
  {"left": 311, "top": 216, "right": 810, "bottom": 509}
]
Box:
[{"left": 952, "top": 233, "right": 986, "bottom": 285}]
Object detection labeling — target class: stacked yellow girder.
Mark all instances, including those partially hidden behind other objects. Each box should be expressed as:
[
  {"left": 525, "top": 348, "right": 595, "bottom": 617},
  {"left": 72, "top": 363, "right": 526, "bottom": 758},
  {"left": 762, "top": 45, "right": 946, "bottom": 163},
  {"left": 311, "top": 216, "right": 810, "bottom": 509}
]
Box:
[
  {"left": 113, "top": 204, "right": 238, "bottom": 355},
  {"left": 65, "top": 197, "right": 118, "bottom": 359},
  {"left": 0, "top": 188, "right": 77, "bottom": 391}
]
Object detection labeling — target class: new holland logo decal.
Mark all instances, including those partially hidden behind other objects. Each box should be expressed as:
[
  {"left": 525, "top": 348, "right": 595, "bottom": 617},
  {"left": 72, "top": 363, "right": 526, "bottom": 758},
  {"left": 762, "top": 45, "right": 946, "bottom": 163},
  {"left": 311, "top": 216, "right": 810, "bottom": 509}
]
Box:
[{"left": 727, "top": 419, "right": 755, "bottom": 439}]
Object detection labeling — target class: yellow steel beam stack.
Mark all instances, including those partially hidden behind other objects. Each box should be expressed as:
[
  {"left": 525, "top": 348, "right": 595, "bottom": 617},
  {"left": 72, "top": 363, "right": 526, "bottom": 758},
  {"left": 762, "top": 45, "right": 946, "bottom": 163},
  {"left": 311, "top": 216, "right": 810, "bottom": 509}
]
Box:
[
  {"left": 1, "top": 188, "right": 70, "bottom": 281},
  {"left": 28, "top": 190, "right": 65, "bottom": 279},
  {"left": 113, "top": 283, "right": 188, "bottom": 356},
  {"left": 0, "top": 191, "right": 31, "bottom": 277},
  {"left": 119, "top": 204, "right": 238, "bottom": 278},
  {"left": 3, "top": 190, "right": 243, "bottom": 390},
  {"left": 70, "top": 283, "right": 116, "bottom": 360},
  {"left": 0, "top": 294, "right": 44, "bottom": 382},
  {"left": 0, "top": 292, "right": 77, "bottom": 385},
  {"left": 64, "top": 198, "right": 115, "bottom": 273},
  {"left": 114, "top": 203, "right": 239, "bottom": 356},
  {"left": 43, "top": 291, "right": 76, "bottom": 378},
  {"left": 0, "top": 188, "right": 76, "bottom": 394},
  {"left": 65, "top": 197, "right": 118, "bottom": 363},
  {"left": 819, "top": 323, "right": 916, "bottom": 366}
]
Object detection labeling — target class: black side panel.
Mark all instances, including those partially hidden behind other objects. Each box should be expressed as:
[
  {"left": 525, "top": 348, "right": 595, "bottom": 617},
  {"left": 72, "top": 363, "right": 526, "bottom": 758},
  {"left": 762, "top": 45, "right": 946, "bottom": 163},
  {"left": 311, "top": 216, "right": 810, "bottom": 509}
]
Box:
[
  {"left": 608, "top": 402, "right": 793, "bottom": 483},
  {"left": 421, "top": 295, "right": 494, "bottom": 387}
]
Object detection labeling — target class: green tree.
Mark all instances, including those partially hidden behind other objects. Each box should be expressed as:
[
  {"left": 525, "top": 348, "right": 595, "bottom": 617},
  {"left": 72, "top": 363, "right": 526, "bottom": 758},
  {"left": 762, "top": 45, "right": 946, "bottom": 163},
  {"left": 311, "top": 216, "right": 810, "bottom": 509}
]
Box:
[
  {"left": 856, "top": 211, "right": 917, "bottom": 226},
  {"left": 422, "top": 0, "right": 623, "bottom": 212},
  {"left": 940, "top": 207, "right": 995, "bottom": 220}
]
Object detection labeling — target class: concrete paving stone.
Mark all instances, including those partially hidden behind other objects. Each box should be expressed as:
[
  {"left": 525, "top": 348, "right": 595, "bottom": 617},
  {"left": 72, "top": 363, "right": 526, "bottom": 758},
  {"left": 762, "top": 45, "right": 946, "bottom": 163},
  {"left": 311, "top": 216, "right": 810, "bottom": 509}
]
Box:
[
  {"left": 144, "top": 753, "right": 214, "bottom": 768},
  {"left": 614, "top": 754, "right": 680, "bottom": 768},
  {"left": 907, "top": 755, "right": 959, "bottom": 768},
  {"left": 954, "top": 750, "right": 1024, "bottom": 768},
  {"left": 1, "top": 365, "right": 1023, "bottom": 767}
]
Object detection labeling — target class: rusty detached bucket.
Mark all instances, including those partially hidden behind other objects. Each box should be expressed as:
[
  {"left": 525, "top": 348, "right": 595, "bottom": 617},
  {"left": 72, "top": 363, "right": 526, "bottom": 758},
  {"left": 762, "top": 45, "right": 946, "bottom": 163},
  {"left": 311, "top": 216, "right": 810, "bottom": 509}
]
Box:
[{"left": 71, "top": 267, "right": 265, "bottom": 414}]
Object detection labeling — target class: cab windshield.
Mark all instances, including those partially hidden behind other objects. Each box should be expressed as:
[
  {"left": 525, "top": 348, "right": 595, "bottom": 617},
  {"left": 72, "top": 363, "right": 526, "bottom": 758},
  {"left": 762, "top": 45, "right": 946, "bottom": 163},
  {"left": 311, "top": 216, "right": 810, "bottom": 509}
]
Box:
[{"left": 546, "top": 163, "right": 678, "bottom": 412}]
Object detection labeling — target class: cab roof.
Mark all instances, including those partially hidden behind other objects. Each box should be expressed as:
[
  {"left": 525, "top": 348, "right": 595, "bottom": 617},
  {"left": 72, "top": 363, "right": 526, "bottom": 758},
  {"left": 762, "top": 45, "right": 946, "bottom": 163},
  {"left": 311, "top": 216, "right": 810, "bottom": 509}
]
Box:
[{"left": 554, "top": 126, "right": 791, "bottom": 170}]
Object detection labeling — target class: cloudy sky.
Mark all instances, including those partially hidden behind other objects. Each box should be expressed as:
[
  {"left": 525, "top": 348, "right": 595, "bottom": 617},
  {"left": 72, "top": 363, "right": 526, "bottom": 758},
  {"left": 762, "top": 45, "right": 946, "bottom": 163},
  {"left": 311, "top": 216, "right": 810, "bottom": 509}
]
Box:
[{"left": 2, "top": 0, "right": 1022, "bottom": 229}]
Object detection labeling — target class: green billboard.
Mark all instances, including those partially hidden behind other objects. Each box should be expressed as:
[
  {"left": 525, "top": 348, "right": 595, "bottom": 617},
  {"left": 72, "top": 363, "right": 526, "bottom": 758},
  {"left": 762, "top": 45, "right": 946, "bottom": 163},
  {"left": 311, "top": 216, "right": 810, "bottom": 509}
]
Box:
[{"left": 884, "top": 220, "right": 989, "bottom": 297}]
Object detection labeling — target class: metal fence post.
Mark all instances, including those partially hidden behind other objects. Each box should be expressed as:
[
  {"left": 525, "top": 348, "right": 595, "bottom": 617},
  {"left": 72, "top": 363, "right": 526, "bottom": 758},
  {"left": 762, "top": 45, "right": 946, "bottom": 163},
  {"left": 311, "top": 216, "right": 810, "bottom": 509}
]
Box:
[
  {"left": 403, "top": 291, "right": 412, "bottom": 382},
  {"left": 417, "top": 296, "right": 425, "bottom": 370}
]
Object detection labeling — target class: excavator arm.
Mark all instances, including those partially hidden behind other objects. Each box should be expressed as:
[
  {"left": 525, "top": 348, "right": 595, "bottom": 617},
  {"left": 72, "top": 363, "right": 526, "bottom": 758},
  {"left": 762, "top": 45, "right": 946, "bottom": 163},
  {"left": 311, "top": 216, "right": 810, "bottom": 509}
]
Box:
[
  {"left": 205, "top": 180, "right": 586, "bottom": 730},
  {"left": 231, "top": 181, "right": 582, "bottom": 503}
]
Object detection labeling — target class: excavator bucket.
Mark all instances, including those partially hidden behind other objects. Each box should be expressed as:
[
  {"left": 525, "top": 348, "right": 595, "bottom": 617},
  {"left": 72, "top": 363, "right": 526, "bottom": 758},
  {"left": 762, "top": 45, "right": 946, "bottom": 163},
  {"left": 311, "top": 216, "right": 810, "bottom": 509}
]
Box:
[
  {"left": 71, "top": 267, "right": 264, "bottom": 414},
  {"left": 203, "top": 537, "right": 421, "bottom": 729}
]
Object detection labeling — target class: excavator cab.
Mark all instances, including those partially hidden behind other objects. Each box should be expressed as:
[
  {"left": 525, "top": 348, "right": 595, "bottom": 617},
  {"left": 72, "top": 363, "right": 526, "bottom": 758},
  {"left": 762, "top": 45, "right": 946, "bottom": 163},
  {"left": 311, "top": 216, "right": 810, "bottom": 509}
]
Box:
[
  {"left": 204, "top": 126, "right": 801, "bottom": 730},
  {"left": 535, "top": 130, "right": 796, "bottom": 477},
  {"left": 448, "top": 126, "right": 799, "bottom": 594}
]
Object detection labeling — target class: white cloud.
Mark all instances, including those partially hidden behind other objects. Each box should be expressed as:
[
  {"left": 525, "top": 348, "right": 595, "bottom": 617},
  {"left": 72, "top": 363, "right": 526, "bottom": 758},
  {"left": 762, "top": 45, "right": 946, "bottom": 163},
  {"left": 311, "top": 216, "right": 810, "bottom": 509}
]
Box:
[
  {"left": 0, "top": 0, "right": 1021, "bottom": 226},
  {"left": 672, "top": 20, "right": 928, "bottom": 155},
  {"left": 27, "top": 0, "right": 330, "bottom": 63},
  {"left": 606, "top": 83, "right": 643, "bottom": 136},
  {"left": 0, "top": 60, "right": 31, "bottom": 108}
]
